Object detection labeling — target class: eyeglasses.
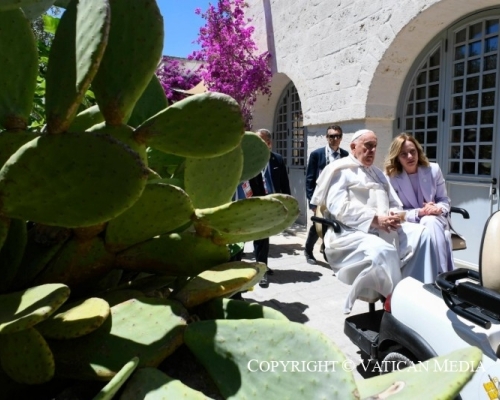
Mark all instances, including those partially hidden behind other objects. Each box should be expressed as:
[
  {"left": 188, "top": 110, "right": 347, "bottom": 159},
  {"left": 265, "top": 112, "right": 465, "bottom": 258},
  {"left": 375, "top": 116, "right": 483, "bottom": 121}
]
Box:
[
  {"left": 327, "top": 134, "right": 342, "bottom": 140},
  {"left": 399, "top": 149, "right": 417, "bottom": 159}
]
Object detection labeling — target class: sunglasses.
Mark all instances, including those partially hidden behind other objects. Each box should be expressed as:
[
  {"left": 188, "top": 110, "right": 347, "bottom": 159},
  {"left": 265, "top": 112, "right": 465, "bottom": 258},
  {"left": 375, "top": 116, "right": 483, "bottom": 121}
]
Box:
[{"left": 327, "top": 134, "right": 342, "bottom": 139}]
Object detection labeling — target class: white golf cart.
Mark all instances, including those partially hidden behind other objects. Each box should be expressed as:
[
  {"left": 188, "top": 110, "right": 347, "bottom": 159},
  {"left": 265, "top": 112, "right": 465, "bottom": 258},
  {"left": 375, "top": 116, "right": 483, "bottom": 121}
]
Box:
[{"left": 313, "top": 208, "right": 500, "bottom": 400}]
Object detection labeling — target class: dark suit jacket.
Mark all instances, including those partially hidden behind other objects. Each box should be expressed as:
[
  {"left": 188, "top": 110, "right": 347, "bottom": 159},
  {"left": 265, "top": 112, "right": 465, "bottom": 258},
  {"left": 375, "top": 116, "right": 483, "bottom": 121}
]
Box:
[
  {"left": 305, "top": 146, "right": 348, "bottom": 207},
  {"left": 249, "top": 151, "right": 291, "bottom": 196}
]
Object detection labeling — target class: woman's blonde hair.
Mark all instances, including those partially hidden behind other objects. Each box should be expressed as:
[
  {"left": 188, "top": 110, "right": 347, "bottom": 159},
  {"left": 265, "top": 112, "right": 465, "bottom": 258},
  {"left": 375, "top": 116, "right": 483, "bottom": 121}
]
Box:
[{"left": 384, "top": 133, "right": 430, "bottom": 177}]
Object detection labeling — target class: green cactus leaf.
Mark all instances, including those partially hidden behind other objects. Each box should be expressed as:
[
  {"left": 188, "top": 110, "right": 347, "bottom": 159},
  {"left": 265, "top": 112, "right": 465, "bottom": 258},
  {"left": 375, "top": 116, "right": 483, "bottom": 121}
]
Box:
[
  {"left": 210, "top": 194, "right": 299, "bottom": 245},
  {"left": 127, "top": 74, "right": 168, "bottom": 128},
  {"left": 92, "top": 0, "right": 163, "bottom": 126},
  {"left": 146, "top": 147, "right": 185, "bottom": 179},
  {"left": 208, "top": 193, "right": 300, "bottom": 244},
  {"left": 108, "top": 274, "right": 175, "bottom": 297},
  {"left": 0, "top": 216, "right": 10, "bottom": 255},
  {"left": 357, "top": 346, "right": 482, "bottom": 400},
  {"left": 195, "top": 297, "right": 288, "bottom": 321},
  {"left": 0, "top": 327, "right": 54, "bottom": 384},
  {"left": 69, "top": 105, "right": 105, "bottom": 132},
  {"left": 134, "top": 92, "right": 244, "bottom": 158},
  {"left": 86, "top": 123, "right": 148, "bottom": 166},
  {"left": 33, "top": 236, "right": 115, "bottom": 290},
  {"left": 53, "top": 0, "right": 70, "bottom": 7},
  {"left": 0, "top": 283, "right": 69, "bottom": 334},
  {"left": 11, "top": 227, "right": 70, "bottom": 290},
  {"left": 0, "top": 9, "right": 38, "bottom": 130},
  {"left": 98, "top": 289, "right": 144, "bottom": 308},
  {"left": 185, "top": 146, "right": 243, "bottom": 209},
  {"left": 0, "top": 218, "right": 27, "bottom": 293},
  {"left": 240, "top": 132, "right": 270, "bottom": 182},
  {"left": 73, "top": 222, "right": 107, "bottom": 240},
  {"left": 93, "top": 357, "right": 139, "bottom": 400},
  {"left": 0, "top": 130, "right": 38, "bottom": 168},
  {"left": 120, "top": 367, "right": 212, "bottom": 400},
  {"left": 185, "top": 319, "right": 358, "bottom": 399},
  {"left": 172, "top": 261, "right": 266, "bottom": 308},
  {"left": 21, "top": 0, "right": 55, "bottom": 20},
  {"left": 116, "top": 232, "right": 230, "bottom": 276},
  {"left": 36, "top": 297, "right": 110, "bottom": 339},
  {"left": 0, "top": 132, "right": 148, "bottom": 227},
  {"left": 45, "top": 0, "right": 110, "bottom": 134},
  {"left": 49, "top": 297, "right": 188, "bottom": 380},
  {"left": 0, "top": 0, "right": 52, "bottom": 11},
  {"left": 105, "top": 182, "right": 194, "bottom": 253},
  {"left": 194, "top": 197, "right": 288, "bottom": 241}
]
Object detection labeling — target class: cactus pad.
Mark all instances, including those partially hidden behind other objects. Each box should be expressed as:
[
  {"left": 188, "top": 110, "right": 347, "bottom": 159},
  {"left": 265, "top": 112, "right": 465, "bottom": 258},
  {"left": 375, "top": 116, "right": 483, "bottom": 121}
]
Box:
[
  {"left": 0, "top": 218, "right": 27, "bottom": 293},
  {"left": 0, "top": 283, "right": 69, "bottom": 334},
  {"left": 185, "top": 319, "right": 358, "bottom": 399},
  {"left": 0, "top": 9, "right": 38, "bottom": 130},
  {"left": 172, "top": 261, "right": 265, "bottom": 308},
  {"left": 211, "top": 194, "right": 300, "bottom": 245},
  {"left": 135, "top": 92, "right": 244, "bottom": 158},
  {"left": 11, "top": 229, "right": 69, "bottom": 290},
  {"left": 212, "top": 193, "right": 300, "bottom": 244},
  {"left": 33, "top": 236, "right": 115, "bottom": 289},
  {"left": 116, "top": 232, "right": 229, "bottom": 276},
  {"left": 0, "top": 130, "right": 38, "bottom": 168},
  {"left": 240, "top": 132, "right": 270, "bottom": 182},
  {"left": 68, "top": 105, "right": 105, "bottom": 132},
  {"left": 49, "top": 297, "right": 189, "bottom": 380},
  {"left": 120, "top": 367, "right": 211, "bottom": 400},
  {"left": 195, "top": 297, "right": 288, "bottom": 321},
  {"left": 0, "top": 327, "right": 54, "bottom": 384},
  {"left": 36, "top": 297, "right": 110, "bottom": 339},
  {"left": 92, "top": 0, "right": 163, "bottom": 125},
  {"left": 45, "top": 0, "right": 110, "bottom": 133},
  {"left": 0, "top": 216, "right": 9, "bottom": 254},
  {"left": 127, "top": 74, "right": 168, "bottom": 128},
  {"left": 0, "top": 132, "right": 148, "bottom": 227},
  {"left": 357, "top": 346, "right": 482, "bottom": 400},
  {"left": 146, "top": 148, "right": 184, "bottom": 180},
  {"left": 105, "top": 182, "right": 194, "bottom": 253},
  {"left": 194, "top": 197, "right": 288, "bottom": 240},
  {"left": 185, "top": 146, "right": 243, "bottom": 209},
  {"left": 93, "top": 357, "right": 139, "bottom": 400}
]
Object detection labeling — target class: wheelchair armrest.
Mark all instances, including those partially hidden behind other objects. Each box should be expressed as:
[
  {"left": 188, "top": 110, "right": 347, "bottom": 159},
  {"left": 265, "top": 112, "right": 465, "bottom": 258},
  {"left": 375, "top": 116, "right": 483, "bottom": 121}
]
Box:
[
  {"left": 311, "top": 216, "right": 341, "bottom": 233},
  {"left": 450, "top": 206, "right": 470, "bottom": 219}
]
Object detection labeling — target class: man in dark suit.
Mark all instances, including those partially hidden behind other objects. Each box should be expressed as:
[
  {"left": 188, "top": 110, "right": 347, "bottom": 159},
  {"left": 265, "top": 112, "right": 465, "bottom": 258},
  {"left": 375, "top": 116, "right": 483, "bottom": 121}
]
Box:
[
  {"left": 249, "top": 129, "right": 290, "bottom": 287},
  {"left": 304, "top": 125, "right": 348, "bottom": 264}
]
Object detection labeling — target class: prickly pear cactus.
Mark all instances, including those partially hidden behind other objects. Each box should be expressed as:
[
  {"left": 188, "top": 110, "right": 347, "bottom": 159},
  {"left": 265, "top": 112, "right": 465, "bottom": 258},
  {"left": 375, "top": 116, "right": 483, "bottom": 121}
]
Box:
[{"left": 0, "top": 0, "right": 480, "bottom": 399}]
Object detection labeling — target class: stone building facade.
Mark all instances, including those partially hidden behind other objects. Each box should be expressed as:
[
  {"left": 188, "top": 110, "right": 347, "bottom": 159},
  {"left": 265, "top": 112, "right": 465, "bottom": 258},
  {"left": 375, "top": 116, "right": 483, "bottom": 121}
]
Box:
[{"left": 246, "top": 0, "right": 500, "bottom": 268}]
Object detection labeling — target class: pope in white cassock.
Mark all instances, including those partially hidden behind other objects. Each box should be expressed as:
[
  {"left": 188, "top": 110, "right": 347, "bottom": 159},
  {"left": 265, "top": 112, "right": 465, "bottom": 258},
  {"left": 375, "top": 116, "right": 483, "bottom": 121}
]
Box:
[{"left": 311, "top": 129, "right": 440, "bottom": 313}]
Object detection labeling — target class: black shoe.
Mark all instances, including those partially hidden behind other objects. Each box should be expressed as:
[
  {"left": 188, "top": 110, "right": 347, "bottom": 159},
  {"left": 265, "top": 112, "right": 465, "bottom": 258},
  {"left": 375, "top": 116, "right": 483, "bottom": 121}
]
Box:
[
  {"left": 259, "top": 272, "right": 269, "bottom": 288},
  {"left": 267, "top": 267, "right": 274, "bottom": 275},
  {"left": 305, "top": 251, "right": 317, "bottom": 265}
]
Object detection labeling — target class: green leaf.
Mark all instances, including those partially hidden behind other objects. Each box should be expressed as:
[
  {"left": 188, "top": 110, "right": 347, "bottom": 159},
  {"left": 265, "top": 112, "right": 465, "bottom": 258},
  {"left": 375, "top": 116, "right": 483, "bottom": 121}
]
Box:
[{"left": 43, "top": 14, "right": 60, "bottom": 35}]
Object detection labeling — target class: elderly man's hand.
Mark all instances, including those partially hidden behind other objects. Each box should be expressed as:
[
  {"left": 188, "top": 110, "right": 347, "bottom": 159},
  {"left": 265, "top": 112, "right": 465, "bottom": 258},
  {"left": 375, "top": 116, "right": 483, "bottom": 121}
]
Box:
[{"left": 372, "top": 214, "right": 401, "bottom": 232}]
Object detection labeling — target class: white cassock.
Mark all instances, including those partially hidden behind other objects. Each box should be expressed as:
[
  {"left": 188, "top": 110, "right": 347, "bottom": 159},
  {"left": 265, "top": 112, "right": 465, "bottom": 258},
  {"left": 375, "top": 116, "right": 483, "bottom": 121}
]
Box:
[{"left": 311, "top": 155, "right": 439, "bottom": 313}]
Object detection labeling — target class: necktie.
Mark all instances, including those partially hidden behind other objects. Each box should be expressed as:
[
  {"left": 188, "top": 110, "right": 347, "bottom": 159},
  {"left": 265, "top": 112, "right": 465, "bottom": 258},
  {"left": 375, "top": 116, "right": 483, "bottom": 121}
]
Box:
[{"left": 333, "top": 151, "right": 339, "bottom": 159}]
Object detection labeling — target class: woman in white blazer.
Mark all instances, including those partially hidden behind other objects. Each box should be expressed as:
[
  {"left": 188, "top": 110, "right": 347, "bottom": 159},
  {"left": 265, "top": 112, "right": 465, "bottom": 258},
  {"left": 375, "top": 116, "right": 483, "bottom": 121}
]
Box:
[{"left": 384, "top": 133, "right": 454, "bottom": 273}]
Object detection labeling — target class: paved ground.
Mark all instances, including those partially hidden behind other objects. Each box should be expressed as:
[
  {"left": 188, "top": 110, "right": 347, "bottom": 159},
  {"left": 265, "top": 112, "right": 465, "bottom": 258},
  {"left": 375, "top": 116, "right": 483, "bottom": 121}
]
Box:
[{"left": 240, "top": 223, "right": 382, "bottom": 381}]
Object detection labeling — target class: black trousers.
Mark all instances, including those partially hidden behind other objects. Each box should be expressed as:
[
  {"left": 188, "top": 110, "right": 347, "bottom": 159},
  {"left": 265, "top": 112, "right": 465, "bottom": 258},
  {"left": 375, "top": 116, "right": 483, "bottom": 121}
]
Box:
[
  {"left": 253, "top": 238, "right": 270, "bottom": 265},
  {"left": 305, "top": 223, "right": 319, "bottom": 254}
]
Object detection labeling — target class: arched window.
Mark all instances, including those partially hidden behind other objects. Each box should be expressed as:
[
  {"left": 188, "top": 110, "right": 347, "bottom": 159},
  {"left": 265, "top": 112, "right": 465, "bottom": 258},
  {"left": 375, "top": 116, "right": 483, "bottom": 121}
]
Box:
[
  {"left": 400, "top": 10, "right": 500, "bottom": 178},
  {"left": 273, "top": 82, "right": 306, "bottom": 168}
]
